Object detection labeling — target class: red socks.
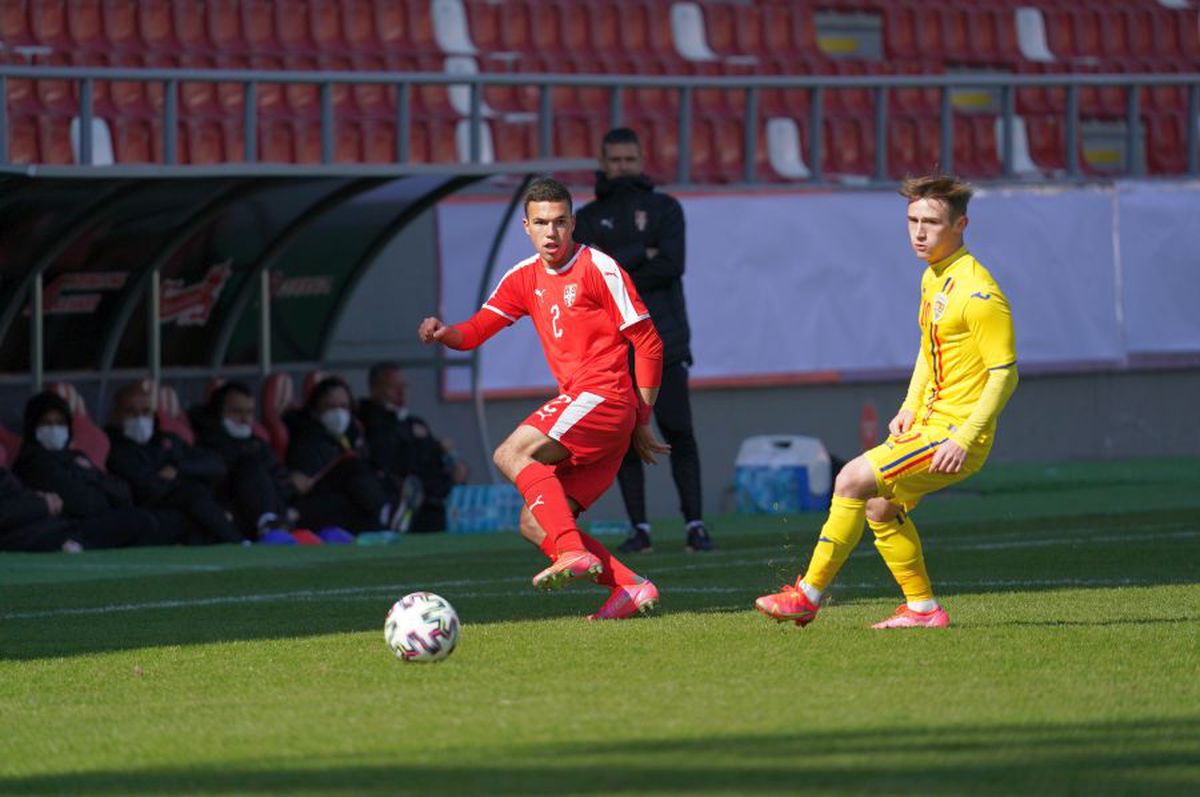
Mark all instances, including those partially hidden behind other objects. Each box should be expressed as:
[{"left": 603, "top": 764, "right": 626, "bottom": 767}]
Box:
[
  {"left": 515, "top": 463, "right": 640, "bottom": 588},
  {"left": 578, "top": 530, "right": 640, "bottom": 588},
  {"left": 516, "top": 462, "right": 584, "bottom": 556}
]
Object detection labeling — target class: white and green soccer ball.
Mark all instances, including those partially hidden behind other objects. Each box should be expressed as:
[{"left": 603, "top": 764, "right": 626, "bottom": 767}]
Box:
[{"left": 384, "top": 592, "right": 460, "bottom": 663}]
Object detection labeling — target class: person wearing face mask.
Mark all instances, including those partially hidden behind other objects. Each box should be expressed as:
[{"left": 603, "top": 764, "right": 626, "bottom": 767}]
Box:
[
  {"left": 10, "top": 391, "right": 178, "bottom": 550},
  {"left": 189, "top": 381, "right": 307, "bottom": 544},
  {"left": 284, "top": 375, "right": 394, "bottom": 533},
  {"left": 573, "top": 127, "right": 714, "bottom": 555},
  {"left": 357, "top": 363, "right": 468, "bottom": 533},
  {"left": 105, "top": 382, "right": 241, "bottom": 545}
]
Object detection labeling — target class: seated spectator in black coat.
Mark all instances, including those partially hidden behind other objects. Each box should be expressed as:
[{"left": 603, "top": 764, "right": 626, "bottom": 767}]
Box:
[
  {"left": 190, "top": 381, "right": 298, "bottom": 540},
  {"left": 9, "top": 392, "right": 178, "bottom": 550},
  {"left": 106, "top": 382, "right": 241, "bottom": 545},
  {"left": 285, "top": 375, "right": 393, "bottom": 533},
  {"left": 358, "top": 363, "right": 468, "bottom": 532}
]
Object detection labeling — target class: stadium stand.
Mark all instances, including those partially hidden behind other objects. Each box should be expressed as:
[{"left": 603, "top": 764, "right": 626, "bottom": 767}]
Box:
[{"left": 2, "top": 0, "right": 1195, "bottom": 180}]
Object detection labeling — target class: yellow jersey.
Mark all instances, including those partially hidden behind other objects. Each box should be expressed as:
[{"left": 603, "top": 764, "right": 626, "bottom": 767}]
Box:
[{"left": 906, "top": 247, "right": 1016, "bottom": 445}]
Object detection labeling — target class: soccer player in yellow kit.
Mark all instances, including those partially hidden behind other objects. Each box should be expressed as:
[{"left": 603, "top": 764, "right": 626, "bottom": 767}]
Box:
[{"left": 756, "top": 174, "right": 1018, "bottom": 628}]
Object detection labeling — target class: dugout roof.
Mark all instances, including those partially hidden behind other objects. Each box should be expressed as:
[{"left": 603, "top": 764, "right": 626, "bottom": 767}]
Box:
[{"left": 0, "top": 161, "right": 588, "bottom": 379}]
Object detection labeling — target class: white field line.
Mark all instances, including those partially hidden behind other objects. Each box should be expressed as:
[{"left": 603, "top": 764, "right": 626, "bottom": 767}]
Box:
[
  {"left": 0, "top": 577, "right": 1170, "bottom": 621},
  {"left": 2, "top": 529, "right": 1194, "bottom": 622}
]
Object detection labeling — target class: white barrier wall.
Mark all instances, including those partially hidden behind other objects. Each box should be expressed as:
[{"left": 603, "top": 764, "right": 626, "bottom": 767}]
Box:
[{"left": 437, "top": 181, "right": 1200, "bottom": 395}]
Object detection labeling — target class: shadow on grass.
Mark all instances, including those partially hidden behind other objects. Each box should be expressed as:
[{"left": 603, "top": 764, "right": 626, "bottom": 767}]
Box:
[
  {"left": 2, "top": 717, "right": 1197, "bottom": 795},
  {"left": 3, "top": 505, "right": 1197, "bottom": 661}
]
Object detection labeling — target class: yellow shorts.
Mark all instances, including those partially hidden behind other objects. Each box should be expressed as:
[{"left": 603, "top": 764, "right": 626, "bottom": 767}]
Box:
[{"left": 864, "top": 424, "right": 991, "bottom": 511}]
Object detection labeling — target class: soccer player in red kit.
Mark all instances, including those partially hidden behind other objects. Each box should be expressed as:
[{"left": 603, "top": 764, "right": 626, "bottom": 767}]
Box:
[{"left": 418, "top": 177, "right": 669, "bottom": 620}]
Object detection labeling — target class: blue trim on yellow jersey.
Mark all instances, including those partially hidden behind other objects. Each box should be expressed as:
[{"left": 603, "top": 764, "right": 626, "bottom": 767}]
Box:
[{"left": 880, "top": 440, "right": 945, "bottom": 474}]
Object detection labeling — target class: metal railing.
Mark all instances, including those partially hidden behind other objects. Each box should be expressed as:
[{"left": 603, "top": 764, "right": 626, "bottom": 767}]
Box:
[{"left": 2, "top": 64, "right": 1199, "bottom": 182}]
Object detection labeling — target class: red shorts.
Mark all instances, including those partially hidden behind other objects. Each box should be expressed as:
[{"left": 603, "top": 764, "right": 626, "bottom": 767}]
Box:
[{"left": 520, "top": 391, "right": 636, "bottom": 509}]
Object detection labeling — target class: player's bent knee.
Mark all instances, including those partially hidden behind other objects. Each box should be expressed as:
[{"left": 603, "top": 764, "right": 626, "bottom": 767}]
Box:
[
  {"left": 833, "top": 456, "right": 878, "bottom": 499},
  {"left": 865, "top": 497, "right": 900, "bottom": 524}
]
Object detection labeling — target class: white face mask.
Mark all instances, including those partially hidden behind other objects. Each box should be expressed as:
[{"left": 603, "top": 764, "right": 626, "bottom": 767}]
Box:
[
  {"left": 320, "top": 408, "right": 351, "bottom": 437},
  {"left": 123, "top": 416, "right": 154, "bottom": 444},
  {"left": 35, "top": 424, "right": 70, "bottom": 452},
  {"left": 222, "top": 418, "right": 253, "bottom": 440}
]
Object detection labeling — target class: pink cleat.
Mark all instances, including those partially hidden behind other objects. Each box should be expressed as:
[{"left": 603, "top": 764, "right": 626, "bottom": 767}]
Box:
[
  {"left": 754, "top": 585, "right": 820, "bottom": 627},
  {"left": 531, "top": 550, "right": 603, "bottom": 591},
  {"left": 588, "top": 580, "right": 659, "bottom": 620},
  {"left": 871, "top": 604, "right": 950, "bottom": 629}
]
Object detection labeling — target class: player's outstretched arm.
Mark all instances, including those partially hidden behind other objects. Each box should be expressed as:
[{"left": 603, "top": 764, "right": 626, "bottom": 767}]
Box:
[{"left": 418, "top": 310, "right": 510, "bottom": 351}]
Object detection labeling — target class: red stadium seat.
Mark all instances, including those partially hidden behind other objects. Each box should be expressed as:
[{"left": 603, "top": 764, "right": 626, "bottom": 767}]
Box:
[
  {"left": 405, "top": 0, "right": 436, "bottom": 52},
  {"left": 37, "top": 116, "right": 73, "bottom": 164},
  {"left": 49, "top": 382, "right": 110, "bottom": 470},
  {"left": 137, "top": 0, "right": 174, "bottom": 52},
  {"left": 309, "top": 0, "right": 344, "bottom": 52},
  {"left": 9, "top": 116, "right": 39, "bottom": 164},
  {"left": 0, "top": 1, "right": 34, "bottom": 47},
  {"left": 1146, "top": 112, "right": 1186, "bottom": 175},
  {"left": 29, "top": 0, "right": 67, "bottom": 48},
  {"left": 241, "top": 0, "right": 278, "bottom": 53},
  {"left": 67, "top": 0, "right": 104, "bottom": 50},
  {"left": 1024, "top": 114, "right": 1067, "bottom": 172},
  {"left": 0, "top": 425, "right": 21, "bottom": 468},
  {"left": 206, "top": 0, "right": 243, "bottom": 53},
  {"left": 171, "top": 0, "right": 209, "bottom": 53},
  {"left": 261, "top": 373, "right": 296, "bottom": 462},
  {"left": 274, "top": 0, "right": 314, "bottom": 54},
  {"left": 101, "top": 0, "right": 140, "bottom": 51},
  {"left": 112, "top": 116, "right": 156, "bottom": 163}
]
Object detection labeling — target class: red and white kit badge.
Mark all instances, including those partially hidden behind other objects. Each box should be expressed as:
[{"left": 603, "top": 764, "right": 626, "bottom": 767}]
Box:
[{"left": 563, "top": 284, "right": 578, "bottom": 307}]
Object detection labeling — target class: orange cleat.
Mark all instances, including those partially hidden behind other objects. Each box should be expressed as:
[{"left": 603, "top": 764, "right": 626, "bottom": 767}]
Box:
[
  {"left": 754, "top": 585, "right": 820, "bottom": 627},
  {"left": 871, "top": 604, "right": 950, "bottom": 629},
  {"left": 531, "top": 550, "right": 603, "bottom": 591},
  {"left": 588, "top": 580, "right": 659, "bottom": 620}
]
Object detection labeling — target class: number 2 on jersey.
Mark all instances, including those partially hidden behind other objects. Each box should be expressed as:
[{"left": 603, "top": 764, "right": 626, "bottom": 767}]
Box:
[{"left": 550, "top": 304, "right": 564, "bottom": 338}]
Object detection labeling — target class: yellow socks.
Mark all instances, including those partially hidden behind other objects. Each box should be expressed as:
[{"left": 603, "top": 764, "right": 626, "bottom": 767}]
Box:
[
  {"left": 800, "top": 496, "right": 867, "bottom": 594},
  {"left": 869, "top": 510, "right": 935, "bottom": 605}
]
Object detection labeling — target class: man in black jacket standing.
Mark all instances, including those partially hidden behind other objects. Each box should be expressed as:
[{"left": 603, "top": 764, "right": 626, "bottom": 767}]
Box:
[{"left": 573, "top": 127, "right": 714, "bottom": 553}]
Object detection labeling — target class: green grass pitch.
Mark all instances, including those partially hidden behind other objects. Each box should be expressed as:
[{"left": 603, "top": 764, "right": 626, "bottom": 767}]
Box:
[{"left": 2, "top": 458, "right": 1198, "bottom": 796}]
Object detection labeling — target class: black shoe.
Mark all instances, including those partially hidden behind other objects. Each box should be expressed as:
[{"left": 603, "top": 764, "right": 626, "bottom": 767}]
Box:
[
  {"left": 685, "top": 524, "right": 715, "bottom": 553},
  {"left": 617, "top": 527, "right": 653, "bottom": 553}
]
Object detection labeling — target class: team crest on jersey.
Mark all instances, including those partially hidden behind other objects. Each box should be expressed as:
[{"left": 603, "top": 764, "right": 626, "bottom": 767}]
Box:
[
  {"left": 563, "top": 284, "right": 578, "bottom": 307},
  {"left": 634, "top": 210, "right": 648, "bottom": 232},
  {"left": 931, "top": 292, "right": 949, "bottom": 323}
]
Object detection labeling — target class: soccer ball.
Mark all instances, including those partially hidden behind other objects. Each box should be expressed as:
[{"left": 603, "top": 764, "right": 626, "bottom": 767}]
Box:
[{"left": 384, "top": 591, "right": 460, "bottom": 663}]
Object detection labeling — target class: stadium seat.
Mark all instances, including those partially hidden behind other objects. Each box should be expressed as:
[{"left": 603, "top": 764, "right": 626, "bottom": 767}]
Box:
[
  {"left": 301, "top": 370, "right": 331, "bottom": 404},
  {"left": 170, "top": 0, "right": 208, "bottom": 53},
  {"left": 1015, "top": 6, "right": 1055, "bottom": 63},
  {"left": 241, "top": 0, "right": 278, "bottom": 54},
  {"left": 101, "top": 0, "right": 140, "bottom": 52},
  {"left": 274, "top": 0, "right": 315, "bottom": 55},
  {"left": 9, "top": 116, "right": 39, "bottom": 164},
  {"left": 308, "top": 0, "right": 346, "bottom": 52},
  {"left": 261, "top": 372, "right": 296, "bottom": 461},
  {"left": 406, "top": 0, "right": 438, "bottom": 52},
  {"left": 48, "top": 382, "right": 110, "bottom": 470},
  {"left": 139, "top": 379, "right": 196, "bottom": 445},
  {"left": 0, "top": 1, "right": 34, "bottom": 47},
  {"left": 29, "top": 0, "right": 68, "bottom": 49},
  {"left": 432, "top": 0, "right": 477, "bottom": 55},
  {"left": 37, "top": 116, "right": 74, "bottom": 164},
  {"left": 0, "top": 426, "right": 21, "bottom": 468},
  {"left": 765, "top": 116, "right": 811, "bottom": 180},
  {"left": 1146, "top": 112, "right": 1187, "bottom": 175},
  {"left": 206, "top": 0, "right": 244, "bottom": 54},
  {"left": 137, "top": 0, "right": 175, "bottom": 52}
]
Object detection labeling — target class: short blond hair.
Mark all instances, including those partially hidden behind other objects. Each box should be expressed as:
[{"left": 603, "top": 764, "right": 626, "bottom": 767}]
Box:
[{"left": 899, "top": 174, "right": 974, "bottom": 221}]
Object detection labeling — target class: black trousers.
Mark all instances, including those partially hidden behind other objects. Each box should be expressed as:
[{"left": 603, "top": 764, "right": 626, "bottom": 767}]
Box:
[
  {"left": 219, "top": 454, "right": 290, "bottom": 536},
  {"left": 0, "top": 509, "right": 181, "bottom": 552},
  {"left": 295, "top": 457, "right": 390, "bottom": 533},
  {"left": 150, "top": 481, "right": 242, "bottom": 544},
  {"left": 617, "top": 358, "right": 703, "bottom": 527}
]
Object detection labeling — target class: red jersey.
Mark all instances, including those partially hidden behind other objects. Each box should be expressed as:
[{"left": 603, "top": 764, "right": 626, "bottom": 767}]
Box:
[{"left": 483, "top": 244, "right": 654, "bottom": 401}]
